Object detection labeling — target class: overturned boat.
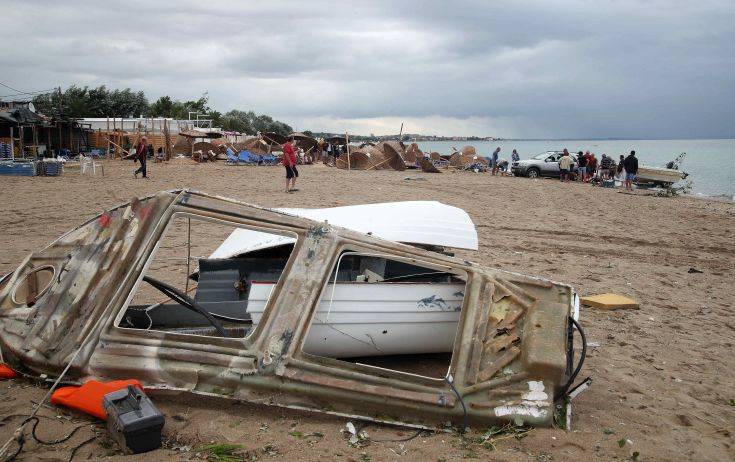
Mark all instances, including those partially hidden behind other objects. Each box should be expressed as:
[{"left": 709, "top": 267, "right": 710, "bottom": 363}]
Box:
[{"left": 0, "top": 190, "right": 582, "bottom": 429}]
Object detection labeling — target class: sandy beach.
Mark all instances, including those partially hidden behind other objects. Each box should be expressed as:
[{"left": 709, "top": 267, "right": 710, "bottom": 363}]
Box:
[{"left": 1, "top": 159, "right": 733, "bottom": 461}]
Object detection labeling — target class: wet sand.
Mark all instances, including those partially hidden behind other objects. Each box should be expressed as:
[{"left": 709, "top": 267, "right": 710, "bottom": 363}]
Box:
[{"left": 1, "top": 159, "right": 733, "bottom": 461}]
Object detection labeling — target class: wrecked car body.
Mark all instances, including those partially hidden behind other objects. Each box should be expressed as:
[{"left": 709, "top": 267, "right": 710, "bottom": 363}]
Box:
[{"left": 0, "top": 190, "right": 580, "bottom": 429}]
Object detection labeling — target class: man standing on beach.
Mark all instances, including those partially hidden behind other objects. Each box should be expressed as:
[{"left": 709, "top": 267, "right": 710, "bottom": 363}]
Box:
[
  {"left": 134, "top": 136, "right": 148, "bottom": 179},
  {"left": 616, "top": 154, "right": 626, "bottom": 181},
  {"left": 624, "top": 150, "right": 638, "bottom": 191},
  {"left": 283, "top": 139, "right": 299, "bottom": 192},
  {"left": 559, "top": 149, "right": 573, "bottom": 182},
  {"left": 491, "top": 147, "right": 501, "bottom": 175},
  {"left": 587, "top": 153, "right": 598, "bottom": 180},
  {"left": 576, "top": 151, "right": 587, "bottom": 182},
  {"left": 600, "top": 154, "right": 613, "bottom": 179}
]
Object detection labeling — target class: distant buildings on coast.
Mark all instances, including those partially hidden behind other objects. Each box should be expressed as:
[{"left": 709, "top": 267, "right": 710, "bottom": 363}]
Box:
[{"left": 311, "top": 132, "right": 503, "bottom": 142}]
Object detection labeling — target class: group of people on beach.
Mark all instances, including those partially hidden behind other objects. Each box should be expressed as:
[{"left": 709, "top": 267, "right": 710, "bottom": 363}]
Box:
[
  {"left": 557, "top": 149, "right": 639, "bottom": 190},
  {"left": 489, "top": 146, "right": 641, "bottom": 191}
]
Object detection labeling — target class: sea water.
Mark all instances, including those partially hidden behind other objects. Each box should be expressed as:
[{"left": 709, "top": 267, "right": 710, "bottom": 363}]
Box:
[{"left": 415, "top": 139, "right": 735, "bottom": 200}]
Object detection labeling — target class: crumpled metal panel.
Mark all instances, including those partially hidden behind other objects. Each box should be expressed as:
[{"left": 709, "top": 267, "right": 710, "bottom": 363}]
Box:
[{"left": 0, "top": 190, "right": 574, "bottom": 429}]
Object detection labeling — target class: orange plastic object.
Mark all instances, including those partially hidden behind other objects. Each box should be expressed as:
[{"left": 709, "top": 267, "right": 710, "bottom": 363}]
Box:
[
  {"left": 51, "top": 379, "right": 144, "bottom": 419},
  {"left": 0, "top": 363, "right": 19, "bottom": 379}
]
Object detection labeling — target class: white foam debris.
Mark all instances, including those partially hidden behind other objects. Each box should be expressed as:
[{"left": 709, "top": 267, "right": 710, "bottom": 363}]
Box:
[{"left": 494, "top": 380, "right": 551, "bottom": 419}]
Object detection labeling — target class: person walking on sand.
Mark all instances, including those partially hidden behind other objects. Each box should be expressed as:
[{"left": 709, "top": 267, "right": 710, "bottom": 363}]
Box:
[
  {"left": 133, "top": 136, "right": 148, "bottom": 179},
  {"left": 624, "top": 150, "right": 638, "bottom": 191},
  {"left": 491, "top": 147, "right": 501, "bottom": 175},
  {"left": 282, "top": 139, "right": 299, "bottom": 192},
  {"left": 559, "top": 149, "right": 573, "bottom": 182}
]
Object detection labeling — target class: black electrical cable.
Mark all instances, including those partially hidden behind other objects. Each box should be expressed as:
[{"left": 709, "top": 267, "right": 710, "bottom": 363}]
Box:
[
  {"left": 555, "top": 316, "right": 587, "bottom": 401},
  {"left": 67, "top": 436, "right": 96, "bottom": 462},
  {"left": 27, "top": 417, "right": 87, "bottom": 445},
  {"left": 3, "top": 434, "right": 23, "bottom": 462},
  {"left": 4, "top": 417, "right": 90, "bottom": 462},
  {"left": 444, "top": 374, "right": 468, "bottom": 435}
]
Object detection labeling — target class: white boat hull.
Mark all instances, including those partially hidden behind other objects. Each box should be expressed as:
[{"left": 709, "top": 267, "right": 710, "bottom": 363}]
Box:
[
  {"left": 209, "top": 201, "right": 479, "bottom": 260},
  {"left": 248, "top": 282, "right": 464, "bottom": 357},
  {"left": 636, "top": 166, "right": 685, "bottom": 184}
]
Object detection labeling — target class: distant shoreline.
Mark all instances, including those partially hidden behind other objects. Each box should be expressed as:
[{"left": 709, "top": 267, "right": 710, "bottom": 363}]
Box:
[{"left": 500, "top": 137, "right": 735, "bottom": 142}]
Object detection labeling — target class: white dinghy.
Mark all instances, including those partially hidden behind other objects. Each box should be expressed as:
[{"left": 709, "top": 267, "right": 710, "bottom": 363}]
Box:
[{"left": 207, "top": 201, "right": 476, "bottom": 358}]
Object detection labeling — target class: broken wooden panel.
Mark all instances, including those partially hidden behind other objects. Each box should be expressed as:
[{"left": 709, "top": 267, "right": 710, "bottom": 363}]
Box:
[{"left": 419, "top": 156, "right": 442, "bottom": 173}]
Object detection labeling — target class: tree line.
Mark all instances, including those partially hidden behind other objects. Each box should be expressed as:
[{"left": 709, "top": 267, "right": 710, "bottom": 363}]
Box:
[{"left": 32, "top": 85, "right": 293, "bottom": 136}]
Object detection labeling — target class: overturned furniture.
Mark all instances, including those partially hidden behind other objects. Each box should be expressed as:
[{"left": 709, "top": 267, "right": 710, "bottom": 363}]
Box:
[{"left": 0, "top": 190, "right": 582, "bottom": 429}]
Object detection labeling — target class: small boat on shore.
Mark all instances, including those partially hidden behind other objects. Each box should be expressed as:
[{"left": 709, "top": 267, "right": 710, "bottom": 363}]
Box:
[
  {"left": 636, "top": 152, "right": 688, "bottom": 187},
  {"left": 636, "top": 165, "right": 687, "bottom": 186}
]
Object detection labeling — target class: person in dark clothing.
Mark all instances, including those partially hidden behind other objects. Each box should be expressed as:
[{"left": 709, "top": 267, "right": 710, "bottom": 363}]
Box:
[
  {"left": 134, "top": 137, "right": 148, "bottom": 178},
  {"left": 624, "top": 150, "right": 638, "bottom": 191},
  {"left": 490, "top": 147, "right": 501, "bottom": 175},
  {"left": 147, "top": 143, "right": 154, "bottom": 159},
  {"left": 576, "top": 151, "right": 587, "bottom": 182},
  {"left": 617, "top": 155, "right": 625, "bottom": 175},
  {"left": 600, "top": 154, "right": 613, "bottom": 179}
]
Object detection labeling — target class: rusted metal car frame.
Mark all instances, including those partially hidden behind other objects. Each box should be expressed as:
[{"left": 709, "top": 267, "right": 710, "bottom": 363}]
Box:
[{"left": 0, "top": 190, "right": 579, "bottom": 429}]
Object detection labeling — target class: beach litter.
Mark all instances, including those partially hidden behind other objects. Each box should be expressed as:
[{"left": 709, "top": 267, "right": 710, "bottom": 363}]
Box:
[
  {"left": 580, "top": 293, "right": 639, "bottom": 310},
  {"left": 343, "top": 422, "right": 370, "bottom": 448}
]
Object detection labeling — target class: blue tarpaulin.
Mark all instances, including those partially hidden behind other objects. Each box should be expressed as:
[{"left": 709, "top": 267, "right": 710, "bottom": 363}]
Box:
[{"left": 238, "top": 150, "right": 259, "bottom": 164}]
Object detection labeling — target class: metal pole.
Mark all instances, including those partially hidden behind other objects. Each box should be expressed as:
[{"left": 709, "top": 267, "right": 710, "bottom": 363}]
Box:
[
  {"left": 346, "top": 132, "right": 351, "bottom": 171},
  {"left": 185, "top": 218, "right": 192, "bottom": 293}
]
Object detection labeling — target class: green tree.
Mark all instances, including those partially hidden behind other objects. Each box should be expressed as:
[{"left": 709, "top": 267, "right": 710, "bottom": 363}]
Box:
[
  {"left": 30, "top": 86, "right": 293, "bottom": 135},
  {"left": 220, "top": 110, "right": 255, "bottom": 134},
  {"left": 33, "top": 85, "right": 149, "bottom": 118},
  {"left": 149, "top": 95, "right": 175, "bottom": 117}
]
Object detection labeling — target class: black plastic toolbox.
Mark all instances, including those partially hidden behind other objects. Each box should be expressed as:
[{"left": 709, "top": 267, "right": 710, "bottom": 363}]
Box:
[{"left": 102, "top": 385, "right": 165, "bottom": 454}]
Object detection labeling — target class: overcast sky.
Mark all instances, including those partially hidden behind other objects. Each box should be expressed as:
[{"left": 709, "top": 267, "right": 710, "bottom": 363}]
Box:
[{"left": 2, "top": 0, "right": 733, "bottom": 138}]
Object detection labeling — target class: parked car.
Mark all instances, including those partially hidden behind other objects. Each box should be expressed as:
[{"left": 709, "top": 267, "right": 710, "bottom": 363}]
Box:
[{"left": 511, "top": 151, "right": 578, "bottom": 178}]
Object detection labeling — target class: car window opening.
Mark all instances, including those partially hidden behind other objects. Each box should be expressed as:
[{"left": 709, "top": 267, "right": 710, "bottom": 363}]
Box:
[
  {"left": 119, "top": 216, "right": 296, "bottom": 339},
  {"left": 299, "top": 251, "right": 467, "bottom": 379}
]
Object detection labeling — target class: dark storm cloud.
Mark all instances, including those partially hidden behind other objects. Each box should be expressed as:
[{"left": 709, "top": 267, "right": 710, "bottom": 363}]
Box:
[{"left": 2, "top": 0, "right": 733, "bottom": 137}]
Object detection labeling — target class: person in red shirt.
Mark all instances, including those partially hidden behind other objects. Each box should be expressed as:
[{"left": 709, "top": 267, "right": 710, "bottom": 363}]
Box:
[
  {"left": 282, "top": 140, "right": 299, "bottom": 192},
  {"left": 133, "top": 136, "right": 148, "bottom": 178}
]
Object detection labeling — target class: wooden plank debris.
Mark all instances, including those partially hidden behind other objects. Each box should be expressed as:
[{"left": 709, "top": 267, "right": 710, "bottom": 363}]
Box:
[{"left": 580, "top": 293, "right": 639, "bottom": 310}]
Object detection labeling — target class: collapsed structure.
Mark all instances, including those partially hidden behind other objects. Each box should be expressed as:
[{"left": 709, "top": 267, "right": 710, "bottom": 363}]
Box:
[
  {"left": 330, "top": 141, "right": 492, "bottom": 173},
  {"left": 0, "top": 190, "right": 583, "bottom": 429}
]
